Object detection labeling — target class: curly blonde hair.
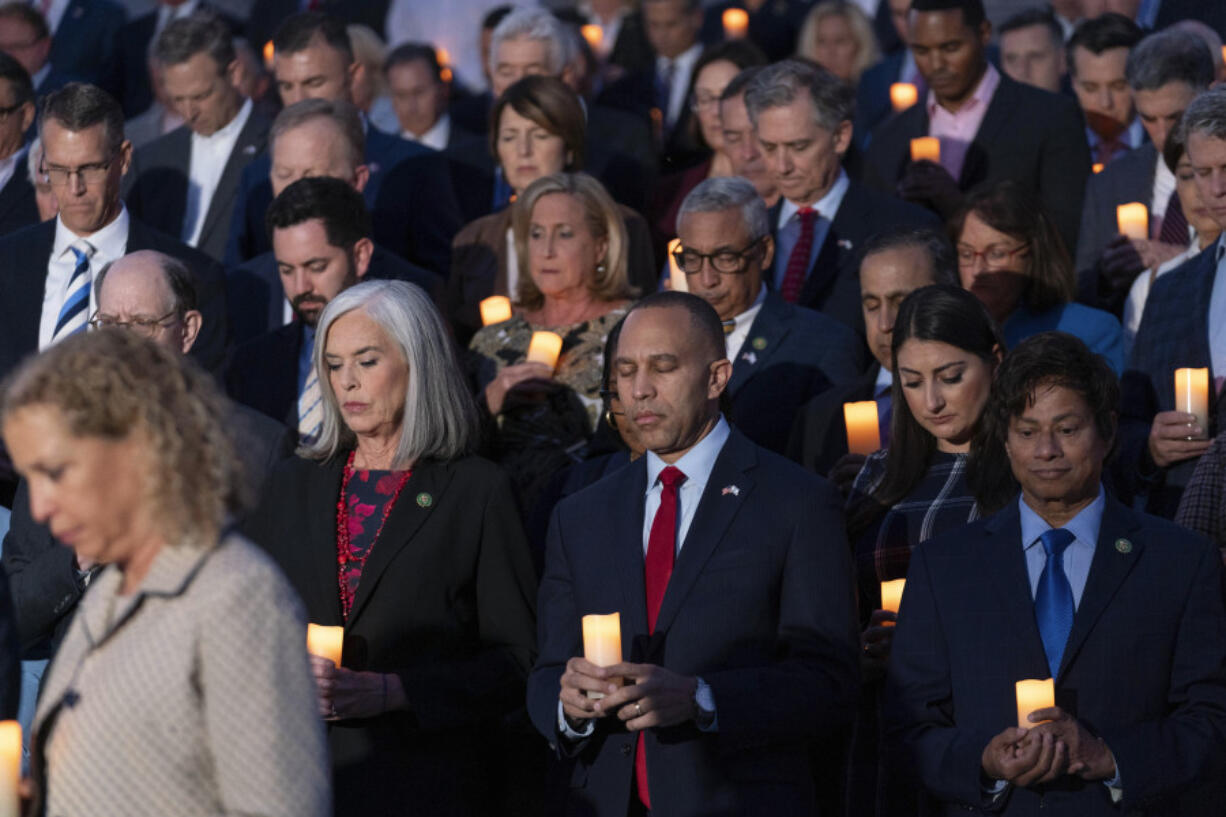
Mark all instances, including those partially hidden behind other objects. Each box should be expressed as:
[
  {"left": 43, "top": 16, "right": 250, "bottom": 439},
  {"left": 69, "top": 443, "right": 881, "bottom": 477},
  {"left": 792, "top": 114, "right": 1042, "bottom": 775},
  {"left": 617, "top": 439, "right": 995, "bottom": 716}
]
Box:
[{"left": 0, "top": 330, "right": 245, "bottom": 548}]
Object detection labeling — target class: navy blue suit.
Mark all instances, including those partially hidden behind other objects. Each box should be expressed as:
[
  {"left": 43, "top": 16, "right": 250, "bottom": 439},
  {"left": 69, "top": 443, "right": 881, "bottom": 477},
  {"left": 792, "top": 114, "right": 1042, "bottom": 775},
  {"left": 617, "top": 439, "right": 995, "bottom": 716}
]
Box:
[
  {"left": 853, "top": 52, "right": 905, "bottom": 152},
  {"left": 726, "top": 292, "right": 866, "bottom": 454},
  {"left": 46, "top": 0, "right": 124, "bottom": 93},
  {"left": 527, "top": 426, "right": 860, "bottom": 817},
  {"left": 223, "top": 320, "right": 301, "bottom": 430},
  {"left": 886, "top": 495, "right": 1226, "bottom": 815},
  {"left": 0, "top": 163, "right": 38, "bottom": 238},
  {"left": 223, "top": 126, "right": 461, "bottom": 275},
  {"left": 1117, "top": 246, "right": 1224, "bottom": 517}
]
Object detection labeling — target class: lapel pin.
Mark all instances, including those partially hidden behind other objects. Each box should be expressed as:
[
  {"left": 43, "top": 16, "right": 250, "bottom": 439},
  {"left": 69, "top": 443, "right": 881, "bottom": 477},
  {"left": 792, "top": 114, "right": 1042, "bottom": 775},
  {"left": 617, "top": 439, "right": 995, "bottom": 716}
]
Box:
[
  {"left": 416, "top": 492, "right": 433, "bottom": 508},
  {"left": 751, "top": 336, "right": 767, "bottom": 350},
  {"left": 721, "top": 485, "right": 740, "bottom": 497},
  {"left": 837, "top": 239, "right": 854, "bottom": 250},
  {"left": 243, "top": 144, "right": 257, "bottom": 155},
  {"left": 1115, "top": 538, "right": 1132, "bottom": 554},
  {"left": 740, "top": 351, "right": 757, "bottom": 365}
]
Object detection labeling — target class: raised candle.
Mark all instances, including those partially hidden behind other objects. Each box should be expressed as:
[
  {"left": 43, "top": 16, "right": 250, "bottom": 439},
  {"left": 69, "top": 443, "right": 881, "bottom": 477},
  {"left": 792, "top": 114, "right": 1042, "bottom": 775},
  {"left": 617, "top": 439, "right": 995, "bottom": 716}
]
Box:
[{"left": 844, "top": 400, "right": 881, "bottom": 456}]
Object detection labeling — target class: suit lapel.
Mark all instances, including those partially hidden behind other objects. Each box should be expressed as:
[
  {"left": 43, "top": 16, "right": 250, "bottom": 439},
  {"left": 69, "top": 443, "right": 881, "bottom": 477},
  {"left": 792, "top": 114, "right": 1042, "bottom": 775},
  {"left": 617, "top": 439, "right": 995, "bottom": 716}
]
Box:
[
  {"left": 799, "top": 184, "right": 865, "bottom": 306},
  {"left": 607, "top": 461, "right": 650, "bottom": 637},
  {"left": 960, "top": 76, "right": 1016, "bottom": 188},
  {"left": 727, "top": 294, "right": 790, "bottom": 395},
  {"left": 1057, "top": 499, "right": 1143, "bottom": 680},
  {"left": 199, "top": 113, "right": 269, "bottom": 248},
  {"left": 983, "top": 505, "right": 1051, "bottom": 674},
  {"left": 6, "top": 222, "right": 55, "bottom": 354},
  {"left": 653, "top": 429, "right": 755, "bottom": 634},
  {"left": 302, "top": 458, "right": 346, "bottom": 624}
]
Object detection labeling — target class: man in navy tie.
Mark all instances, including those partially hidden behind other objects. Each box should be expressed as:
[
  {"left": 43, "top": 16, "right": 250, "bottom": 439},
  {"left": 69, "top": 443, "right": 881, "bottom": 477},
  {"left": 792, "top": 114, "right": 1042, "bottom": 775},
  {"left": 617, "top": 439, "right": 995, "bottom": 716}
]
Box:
[{"left": 887, "top": 331, "right": 1226, "bottom": 816}]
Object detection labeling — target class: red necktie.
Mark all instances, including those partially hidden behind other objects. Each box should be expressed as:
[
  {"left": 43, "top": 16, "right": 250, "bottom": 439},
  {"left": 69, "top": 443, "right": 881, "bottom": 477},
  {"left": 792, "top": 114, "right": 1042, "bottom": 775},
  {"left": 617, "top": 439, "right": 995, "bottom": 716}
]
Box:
[
  {"left": 1158, "top": 190, "right": 1188, "bottom": 246},
  {"left": 1094, "top": 137, "right": 1124, "bottom": 167},
  {"left": 780, "top": 207, "right": 817, "bottom": 304},
  {"left": 635, "top": 465, "right": 687, "bottom": 810}
]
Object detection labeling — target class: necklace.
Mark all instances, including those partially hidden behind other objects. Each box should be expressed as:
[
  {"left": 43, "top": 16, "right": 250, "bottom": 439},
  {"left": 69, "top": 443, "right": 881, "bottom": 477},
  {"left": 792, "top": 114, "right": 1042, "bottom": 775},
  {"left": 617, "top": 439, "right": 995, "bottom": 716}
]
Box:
[{"left": 335, "top": 450, "right": 412, "bottom": 619}]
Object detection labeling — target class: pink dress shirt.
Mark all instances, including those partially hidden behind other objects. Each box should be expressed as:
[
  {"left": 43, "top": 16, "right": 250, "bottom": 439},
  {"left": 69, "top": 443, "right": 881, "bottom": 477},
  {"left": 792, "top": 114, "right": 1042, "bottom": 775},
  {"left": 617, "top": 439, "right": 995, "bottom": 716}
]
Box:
[{"left": 926, "top": 64, "right": 1001, "bottom": 182}]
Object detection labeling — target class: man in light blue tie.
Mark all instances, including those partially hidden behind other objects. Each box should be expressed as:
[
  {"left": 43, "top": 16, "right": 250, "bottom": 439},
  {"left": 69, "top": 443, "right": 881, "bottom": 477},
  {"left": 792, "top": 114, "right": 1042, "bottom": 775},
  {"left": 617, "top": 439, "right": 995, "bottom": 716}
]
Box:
[{"left": 887, "top": 331, "right": 1226, "bottom": 816}]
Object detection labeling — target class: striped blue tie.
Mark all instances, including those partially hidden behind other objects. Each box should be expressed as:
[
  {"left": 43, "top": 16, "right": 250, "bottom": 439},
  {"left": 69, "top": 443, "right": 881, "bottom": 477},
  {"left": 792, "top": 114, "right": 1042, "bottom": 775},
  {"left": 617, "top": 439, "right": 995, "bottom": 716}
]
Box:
[
  {"left": 1035, "top": 528, "right": 1076, "bottom": 677},
  {"left": 52, "top": 244, "right": 92, "bottom": 341}
]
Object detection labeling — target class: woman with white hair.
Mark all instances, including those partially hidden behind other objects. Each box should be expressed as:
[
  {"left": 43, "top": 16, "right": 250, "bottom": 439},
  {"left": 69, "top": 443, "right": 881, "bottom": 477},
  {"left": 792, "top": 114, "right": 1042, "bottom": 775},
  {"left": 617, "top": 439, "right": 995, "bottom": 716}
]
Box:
[{"left": 245, "top": 279, "right": 538, "bottom": 817}]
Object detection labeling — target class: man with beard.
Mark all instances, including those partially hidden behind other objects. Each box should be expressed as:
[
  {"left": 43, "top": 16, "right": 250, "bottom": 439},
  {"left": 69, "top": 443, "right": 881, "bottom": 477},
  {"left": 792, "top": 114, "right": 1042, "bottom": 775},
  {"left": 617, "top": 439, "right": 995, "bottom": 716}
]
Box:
[{"left": 224, "top": 175, "right": 376, "bottom": 442}]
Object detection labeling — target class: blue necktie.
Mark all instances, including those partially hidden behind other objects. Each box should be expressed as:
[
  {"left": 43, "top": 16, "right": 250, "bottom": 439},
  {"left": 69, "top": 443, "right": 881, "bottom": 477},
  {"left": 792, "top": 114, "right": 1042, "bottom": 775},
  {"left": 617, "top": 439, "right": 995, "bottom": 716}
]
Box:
[
  {"left": 52, "top": 245, "right": 91, "bottom": 341},
  {"left": 1035, "top": 528, "right": 1076, "bottom": 677}
]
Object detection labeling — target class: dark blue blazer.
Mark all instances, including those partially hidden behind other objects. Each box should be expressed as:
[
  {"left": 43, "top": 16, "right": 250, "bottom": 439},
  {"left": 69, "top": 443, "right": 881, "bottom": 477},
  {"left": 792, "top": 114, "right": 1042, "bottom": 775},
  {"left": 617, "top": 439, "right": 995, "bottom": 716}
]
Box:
[
  {"left": 1117, "top": 245, "right": 1224, "bottom": 517},
  {"left": 0, "top": 164, "right": 38, "bottom": 238},
  {"left": 726, "top": 291, "right": 866, "bottom": 454},
  {"left": 223, "top": 320, "right": 300, "bottom": 429},
  {"left": 46, "top": 0, "right": 125, "bottom": 93},
  {"left": 853, "top": 52, "right": 905, "bottom": 152},
  {"left": 527, "top": 426, "right": 860, "bottom": 817},
  {"left": 886, "top": 496, "right": 1226, "bottom": 815},
  {"left": 222, "top": 126, "right": 461, "bottom": 275},
  {"left": 0, "top": 216, "right": 229, "bottom": 381}
]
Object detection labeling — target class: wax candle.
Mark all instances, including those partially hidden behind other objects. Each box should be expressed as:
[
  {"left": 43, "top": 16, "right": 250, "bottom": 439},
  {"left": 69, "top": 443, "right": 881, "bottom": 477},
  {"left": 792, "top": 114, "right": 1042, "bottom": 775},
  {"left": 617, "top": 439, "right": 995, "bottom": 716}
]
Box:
[
  {"left": 582, "top": 612, "right": 623, "bottom": 698},
  {"left": 262, "top": 40, "right": 275, "bottom": 71},
  {"left": 880, "top": 579, "right": 905, "bottom": 615},
  {"left": 526, "top": 331, "right": 564, "bottom": 370},
  {"left": 306, "top": 624, "right": 343, "bottom": 667},
  {"left": 479, "top": 295, "right": 512, "bottom": 326},
  {"left": 436, "top": 47, "right": 451, "bottom": 67},
  {"left": 0, "top": 721, "right": 17, "bottom": 817},
  {"left": 1117, "top": 202, "right": 1148, "bottom": 240},
  {"left": 910, "top": 136, "right": 940, "bottom": 163},
  {"left": 1175, "top": 367, "right": 1210, "bottom": 440},
  {"left": 890, "top": 82, "right": 918, "bottom": 111},
  {"left": 667, "top": 238, "right": 689, "bottom": 293},
  {"left": 1015, "top": 678, "right": 1055, "bottom": 730},
  {"left": 844, "top": 400, "right": 881, "bottom": 455},
  {"left": 581, "top": 24, "right": 603, "bottom": 51},
  {"left": 722, "top": 8, "right": 749, "bottom": 39},
  {"left": 1092, "top": 162, "right": 1104, "bottom": 174}
]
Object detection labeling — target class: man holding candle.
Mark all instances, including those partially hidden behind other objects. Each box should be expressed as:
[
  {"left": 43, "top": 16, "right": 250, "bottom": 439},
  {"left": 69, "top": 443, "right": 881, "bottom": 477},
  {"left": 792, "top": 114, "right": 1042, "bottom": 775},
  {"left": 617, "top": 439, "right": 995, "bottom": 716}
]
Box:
[
  {"left": 673, "top": 176, "right": 864, "bottom": 453},
  {"left": 528, "top": 290, "right": 859, "bottom": 817},
  {"left": 888, "top": 332, "right": 1226, "bottom": 815}
]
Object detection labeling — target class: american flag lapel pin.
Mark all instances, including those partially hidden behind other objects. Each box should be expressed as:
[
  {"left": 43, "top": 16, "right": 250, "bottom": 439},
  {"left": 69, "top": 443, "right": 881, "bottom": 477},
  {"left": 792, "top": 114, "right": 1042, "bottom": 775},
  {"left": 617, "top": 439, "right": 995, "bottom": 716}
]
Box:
[{"left": 721, "top": 485, "right": 740, "bottom": 497}]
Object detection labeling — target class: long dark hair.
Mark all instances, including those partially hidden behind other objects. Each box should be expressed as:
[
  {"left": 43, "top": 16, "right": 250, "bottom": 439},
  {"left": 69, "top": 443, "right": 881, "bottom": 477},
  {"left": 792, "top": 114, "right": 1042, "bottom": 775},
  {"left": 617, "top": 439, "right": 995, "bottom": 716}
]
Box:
[{"left": 847, "top": 285, "right": 1004, "bottom": 538}]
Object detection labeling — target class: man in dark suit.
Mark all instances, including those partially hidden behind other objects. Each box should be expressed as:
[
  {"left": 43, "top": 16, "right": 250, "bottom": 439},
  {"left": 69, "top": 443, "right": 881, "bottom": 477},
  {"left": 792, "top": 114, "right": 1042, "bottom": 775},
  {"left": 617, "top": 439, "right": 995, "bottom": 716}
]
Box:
[
  {"left": 887, "top": 331, "right": 1226, "bottom": 815},
  {"left": 1075, "top": 29, "right": 1214, "bottom": 312},
  {"left": 528, "top": 291, "right": 859, "bottom": 816},
  {"left": 998, "top": 7, "right": 1067, "bottom": 95},
  {"left": 40, "top": 0, "right": 124, "bottom": 93},
  {"left": 224, "top": 12, "right": 460, "bottom": 274},
  {"left": 225, "top": 176, "right": 388, "bottom": 438},
  {"left": 675, "top": 176, "right": 864, "bottom": 455},
  {"left": 1115, "top": 87, "right": 1226, "bottom": 519},
  {"left": 0, "top": 82, "right": 228, "bottom": 382},
  {"left": 124, "top": 14, "right": 271, "bottom": 263},
  {"left": 788, "top": 226, "right": 957, "bottom": 479},
  {"left": 0, "top": 52, "right": 37, "bottom": 237},
  {"left": 863, "top": 0, "right": 1089, "bottom": 255},
  {"left": 1067, "top": 14, "right": 1145, "bottom": 171},
  {"left": 745, "top": 59, "right": 938, "bottom": 339},
  {"left": 0, "top": 4, "right": 75, "bottom": 102}
]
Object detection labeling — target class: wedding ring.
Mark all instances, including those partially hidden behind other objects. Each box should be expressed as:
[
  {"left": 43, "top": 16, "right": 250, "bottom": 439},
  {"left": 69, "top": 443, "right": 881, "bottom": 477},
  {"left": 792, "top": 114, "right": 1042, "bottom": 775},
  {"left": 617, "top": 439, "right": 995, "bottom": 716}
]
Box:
[{"left": 635, "top": 702, "right": 643, "bottom": 717}]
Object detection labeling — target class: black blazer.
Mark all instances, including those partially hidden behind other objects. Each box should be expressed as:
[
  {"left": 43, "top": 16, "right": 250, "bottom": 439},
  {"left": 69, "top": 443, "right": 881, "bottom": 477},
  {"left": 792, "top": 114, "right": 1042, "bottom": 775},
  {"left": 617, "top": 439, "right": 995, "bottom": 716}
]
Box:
[
  {"left": 244, "top": 453, "right": 538, "bottom": 817},
  {"left": 0, "top": 216, "right": 230, "bottom": 381},
  {"left": 46, "top": 0, "right": 125, "bottom": 93},
  {"left": 787, "top": 364, "right": 880, "bottom": 477},
  {"left": 124, "top": 109, "right": 272, "bottom": 262},
  {"left": 224, "top": 320, "right": 301, "bottom": 429},
  {"left": 863, "top": 72, "right": 1091, "bottom": 254},
  {"left": 0, "top": 165, "right": 38, "bottom": 238},
  {"left": 768, "top": 181, "right": 939, "bottom": 338}
]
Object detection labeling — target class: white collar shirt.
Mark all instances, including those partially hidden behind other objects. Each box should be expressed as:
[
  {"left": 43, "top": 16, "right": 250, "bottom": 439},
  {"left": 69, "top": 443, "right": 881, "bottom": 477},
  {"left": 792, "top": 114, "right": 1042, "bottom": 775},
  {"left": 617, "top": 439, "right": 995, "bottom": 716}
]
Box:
[
  {"left": 39, "top": 205, "right": 131, "bottom": 349},
  {"left": 657, "top": 43, "right": 702, "bottom": 130},
  {"left": 725, "top": 284, "right": 767, "bottom": 362},
  {"left": 183, "top": 97, "right": 252, "bottom": 246},
  {"left": 772, "top": 169, "right": 850, "bottom": 289},
  {"left": 402, "top": 112, "right": 450, "bottom": 152},
  {"left": 642, "top": 415, "right": 732, "bottom": 555}
]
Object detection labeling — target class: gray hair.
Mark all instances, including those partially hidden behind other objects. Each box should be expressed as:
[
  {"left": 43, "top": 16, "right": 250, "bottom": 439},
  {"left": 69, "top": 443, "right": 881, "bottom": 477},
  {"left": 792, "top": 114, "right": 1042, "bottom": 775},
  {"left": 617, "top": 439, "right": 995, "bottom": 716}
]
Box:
[
  {"left": 302, "top": 279, "right": 479, "bottom": 467},
  {"left": 1126, "top": 29, "right": 1214, "bottom": 92},
  {"left": 153, "top": 12, "right": 236, "bottom": 72},
  {"left": 675, "top": 176, "right": 769, "bottom": 241},
  {"left": 25, "top": 136, "right": 43, "bottom": 185},
  {"left": 743, "top": 59, "right": 855, "bottom": 132},
  {"left": 269, "top": 98, "right": 365, "bottom": 170},
  {"left": 489, "top": 7, "right": 572, "bottom": 79},
  {"left": 95, "top": 251, "right": 198, "bottom": 317},
  {"left": 1179, "top": 87, "right": 1226, "bottom": 146}
]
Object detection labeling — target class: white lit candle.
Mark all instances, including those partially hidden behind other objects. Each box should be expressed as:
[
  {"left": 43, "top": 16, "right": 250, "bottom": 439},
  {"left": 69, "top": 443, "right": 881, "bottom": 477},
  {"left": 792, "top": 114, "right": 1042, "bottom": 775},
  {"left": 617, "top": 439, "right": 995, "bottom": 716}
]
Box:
[
  {"left": 844, "top": 401, "right": 881, "bottom": 455},
  {"left": 306, "top": 624, "right": 343, "bottom": 667},
  {"left": 880, "top": 579, "right": 905, "bottom": 615},
  {"left": 582, "top": 613, "right": 623, "bottom": 698},
  {"left": 526, "top": 331, "right": 564, "bottom": 371},
  {"left": 1117, "top": 202, "right": 1148, "bottom": 240},
  {"left": 722, "top": 8, "right": 749, "bottom": 39},
  {"left": 1175, "top": 367, "right": 1210, "bottom": 440},
  {"left": 1015, "top": 678, "right": 1055, "bottom": 730},
  {"left": 890, "top": 82, "right": 917, "bottom": 111},
  {"left": 0, "top": 721, "right": 17, "bottom": 817},
  {"left": 910, "top": 137, "right": 940, "bottom": 163},
  {"left": 479, "top": 295, "right": 512, "bottom": 326}
]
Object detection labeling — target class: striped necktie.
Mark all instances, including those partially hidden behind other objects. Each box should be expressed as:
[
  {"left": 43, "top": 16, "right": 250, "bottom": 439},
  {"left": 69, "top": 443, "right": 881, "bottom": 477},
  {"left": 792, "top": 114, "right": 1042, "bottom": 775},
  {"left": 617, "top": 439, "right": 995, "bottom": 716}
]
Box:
[
  {"left": 298, "top": 363, "right": 323, "bottom": 444},
  {"left": 52, "top": 243, "right": 93, "bottom": 342}
]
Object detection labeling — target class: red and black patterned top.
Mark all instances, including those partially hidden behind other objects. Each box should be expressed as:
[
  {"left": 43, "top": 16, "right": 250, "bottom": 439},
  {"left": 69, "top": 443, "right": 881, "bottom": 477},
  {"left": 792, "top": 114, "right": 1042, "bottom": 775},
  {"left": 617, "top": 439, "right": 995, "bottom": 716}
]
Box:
[{"left": 337, "top": 461, "right": 412, "bottom": 619}]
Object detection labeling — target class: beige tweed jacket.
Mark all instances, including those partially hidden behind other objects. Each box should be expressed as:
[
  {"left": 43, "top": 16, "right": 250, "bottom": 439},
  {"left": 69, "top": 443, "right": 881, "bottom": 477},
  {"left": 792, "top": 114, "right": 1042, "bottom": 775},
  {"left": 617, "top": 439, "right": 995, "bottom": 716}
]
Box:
[{"left": 31, "top": 534, "right": 331, "bottom": 817}]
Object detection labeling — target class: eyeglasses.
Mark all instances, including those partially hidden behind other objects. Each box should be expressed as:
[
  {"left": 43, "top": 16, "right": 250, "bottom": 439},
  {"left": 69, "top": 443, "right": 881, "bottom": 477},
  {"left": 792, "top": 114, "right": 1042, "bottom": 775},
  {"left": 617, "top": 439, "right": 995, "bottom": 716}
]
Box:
[
  {"left": 689, "top": 92, "right": 721, "bottom": 112},
  {"left": 40, "top": 155, "right": 116, "bottom": 188},
  {"left": 88, "top": 310, "right": 179, "bottom": 336},
  {"left": 955, "top": 242, "right": 1030, "bottom": 269},
  {"left": 672, "top": 237, "right": 765, "bottom": 275}
]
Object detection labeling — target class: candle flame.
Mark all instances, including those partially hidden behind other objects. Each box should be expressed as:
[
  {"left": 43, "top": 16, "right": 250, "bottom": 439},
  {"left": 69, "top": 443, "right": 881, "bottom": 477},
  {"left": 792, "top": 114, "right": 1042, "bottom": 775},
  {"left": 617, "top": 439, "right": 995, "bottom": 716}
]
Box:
[
  {"left": 1092, "top": 162, "right": 1104, "bottom": 174},
  {"left": 263, "top": 40, "right": 275, "bottom": 70},
  {"left": 581, "top": 24, "right": 603, "bottom": 49},
  {"left": 722, "top": 7, "right": 749, "bottom": 38},
  {"left": 436, "top": 47, "right": 451, "bottom": 67}
]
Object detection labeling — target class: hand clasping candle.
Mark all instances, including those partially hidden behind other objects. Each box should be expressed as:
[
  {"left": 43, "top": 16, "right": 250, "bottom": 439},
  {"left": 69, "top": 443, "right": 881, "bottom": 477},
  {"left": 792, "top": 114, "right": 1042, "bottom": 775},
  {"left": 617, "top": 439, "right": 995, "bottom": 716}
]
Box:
[
  {"left": 1015, "top": 678, "right": 1055, "bottom": 730},
  {"left": 306, "top": 623, "right": 344, "bottom": 667},
  {"left": 1175, "top": 367, "right": 1210, "bottom": 440}
]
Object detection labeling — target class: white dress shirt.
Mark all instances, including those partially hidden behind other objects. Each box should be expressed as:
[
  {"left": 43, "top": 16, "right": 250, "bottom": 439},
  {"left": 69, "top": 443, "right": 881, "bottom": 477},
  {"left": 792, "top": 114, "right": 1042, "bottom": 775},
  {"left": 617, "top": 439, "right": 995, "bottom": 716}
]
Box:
[
  {"left": 0, "top": 145, "right": 26, "bottom": 195},
  {"left": 182, "top": 97, "right": 252, "bottom": 246},
  {"left": 39, "top": 207, "right": 131, "bottom": 349},
  {"left": 1149, "top": 155, "right": 1176, "bottom": 223},
  {"left": 725, "top": 285, "right": 766, "bottom": 362},
  {"left": 37, "top": 0, "right": 69, "bottom": 35},
  {"left": 657, "top": 43, "right": 702, "bottom": 130},
  {"left": 402, "top": 112, "right": 450, "bottom": 152},
  {"left": 772, "top": 169, "right": 850, "bottom": 290},
  {"left": 155, "top": 0, "right": 200, "bottom": 36},
  {"left": 640, "top": 415, "right": 732, "bottom": 555},
  {"left": 1122, "top": 232, "right": 1200, "bottom": 357}
]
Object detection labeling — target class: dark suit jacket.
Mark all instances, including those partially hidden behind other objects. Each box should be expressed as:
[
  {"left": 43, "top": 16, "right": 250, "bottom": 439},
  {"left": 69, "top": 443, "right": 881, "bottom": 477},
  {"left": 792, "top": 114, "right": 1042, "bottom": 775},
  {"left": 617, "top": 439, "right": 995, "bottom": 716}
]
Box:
[
  {"left": 224, "top": 321, "right": 301, "bottom": 428},
  {"left": 244, "top": 0, "right": 390, "bottom": 57},
  {"left": 244, "top": 453, "right": 538, "bottom": 816},
  {"left": 0, "top": 216, "right": 229, "bottom": 381},
  {"left": 1116, "top": 246, "right": 1223, "bottom": 517},
  {"left": 1075, "top": 142, "right": 1156, "bottom": 310},
  {"left": 769, "top": 181, "right": 939, "bottom": 338},
  {"left": 1154, "top": 0, "right": 1226, "bottom": 38},
  {"left": 225, "top": 243, "right": 443, "bottom": 345},
  {"left": 607, "top": 11, "right": 653, "bottom": 75},
  {"left": 224, "top": 125, "right": 461, "bottom": 275},
  {"left": 0, "top": 566, "right": 19, "bottom": 720},
  {"left": 886, "top": 496, "right": 1226, "bottom": 815},
  {"left": 700, "top": 0, "right": 811, "bottom": 61},
  {"left": 726, "top": 292, "right": 866, "bottom": 454},
  {"left": 0, "top": 162, "right": 38, "bottom": 238},
  {"left": 443, "top": 125, "right": 497, "bottom": 223},
  {"left": 786, "top": 363, "right": 880, "bottom": 477},
  {"left": 47, "top": 0, "right": 125, "bottom": 93},
  {"left": 596, "top": 68, "right": 705, "bottom": 174},
  {"left": 1, "top": 398, "right": 290, "bottom": 657},
  {"left": 863, "top": 72, "right": 1090, "bottom": 254},
  {"left": 853, "top": 52, "right": 905, "bottom": 152},
  {"left": 527, "top": 426, "right": 860, "bottom": 817},
  {"left": 125, "top": 109, "right": 272, "bottom": 262}
]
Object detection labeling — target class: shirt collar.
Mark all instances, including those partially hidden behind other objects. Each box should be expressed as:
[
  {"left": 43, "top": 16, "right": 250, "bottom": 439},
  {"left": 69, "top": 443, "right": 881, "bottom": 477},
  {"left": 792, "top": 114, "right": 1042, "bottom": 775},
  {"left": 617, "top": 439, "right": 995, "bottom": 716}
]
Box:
[
  {"left": 645, "top": 414, "right": 731, "bottom": 494},
  {"left": 731, "top": 284, "right": 767, "bottom": 329},
  {"left": 192, "top": 96, "right": 252, "bottom": 145},
  {"left": 53, "top": 203, "right": 130, "bottom": 260},
  {"left": 874, "top": 364, "right": 893, "bottom": 394},
  {"left": 926, "top": 62, "right": 999, "bottom": 117},
  {"left": 31, "top": 63, "right": 50, "bottom": 90},
  {"left": 1018, "top": 485, "right": 1106, "bottom": 553},
  {"left": 405, "top": 112, "right": 450, "bottom": 151},
  {"left": 657, "top": 42, "right": 702, "bottom": 73},
  {"left": 777, "top": 168, "right": 850, "bottom": 227},
  {"left": 1216, "top": 233, "right": 1226, "bottom": 264}
]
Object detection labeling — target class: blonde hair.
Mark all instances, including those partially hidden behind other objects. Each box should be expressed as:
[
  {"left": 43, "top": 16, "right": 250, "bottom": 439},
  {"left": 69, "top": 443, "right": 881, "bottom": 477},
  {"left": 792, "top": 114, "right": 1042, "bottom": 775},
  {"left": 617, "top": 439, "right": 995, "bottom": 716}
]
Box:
[
  {"left": 0, "top": 330, "right": 244, "bottom": 547},
  {"left": 347, "top": 24, "right": 388, "bottom": 100},
  {"left": 796, "top": 0, "right": 881, "bottom": 84},
  {"left": 511, "top": 172, "right": 636, "bottom": 311}
]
